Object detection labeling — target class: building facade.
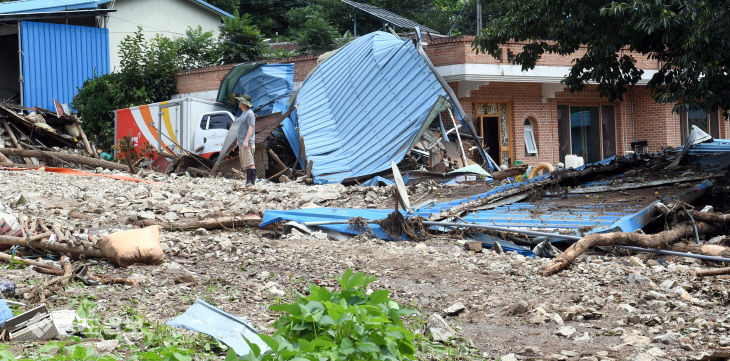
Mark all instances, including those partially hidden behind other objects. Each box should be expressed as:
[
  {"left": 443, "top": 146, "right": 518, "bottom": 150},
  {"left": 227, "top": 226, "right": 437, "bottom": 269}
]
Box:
[
  {"left": 176, "top": 35, "right": 728, "bottom": 167},
  {"left": 107, "top": 0, "right": 231, "bottom": 70}
]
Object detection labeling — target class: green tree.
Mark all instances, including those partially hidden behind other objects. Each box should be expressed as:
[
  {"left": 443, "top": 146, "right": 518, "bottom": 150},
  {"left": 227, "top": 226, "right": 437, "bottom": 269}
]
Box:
[
  {"left": 175, "top": 26, "right": 221, "bottom": 70},
  {"left": 219, "top": 10, "right": 267, "bottom": 64},
  {"left": 73, "top": 28, "right": 181, "bottom": 150},
  {"left": 473, "top": 0, "right": 730, "bottom": 111},
  {"left": 285, "top": 5, "right": 340, "bottom": 53}
]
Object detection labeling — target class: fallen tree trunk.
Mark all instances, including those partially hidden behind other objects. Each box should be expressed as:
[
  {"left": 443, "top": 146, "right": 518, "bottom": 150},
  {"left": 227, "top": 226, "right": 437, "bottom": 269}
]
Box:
[
  {"left": 688, "top": 210, "right": 730, "bottom": 224},
  {"left": 542, "top": 222, "right": 720, "bottom": 275},
  {"left": 671, "top": 242, "right": 730, "bottom": 258},
  {"left": 695, "top": 267, "right": 730, "bottom": 277},
  {"left": 137, "top": 215, "right": 262, "bottom": 230},
  {"left": 0, "top": 148, "right": 129, "bottom": 172}
]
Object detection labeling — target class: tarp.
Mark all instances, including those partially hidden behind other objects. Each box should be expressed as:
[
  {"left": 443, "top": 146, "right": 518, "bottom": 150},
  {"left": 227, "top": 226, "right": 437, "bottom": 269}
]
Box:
[
  {"left": 283, "top": 31, "right": 450, "bottom": 184},
  {"left": 167, "top": 299, "right": 268, "bottom": 356},
  {"left": 216, "top": 63, "right": 294, "bottom": 116}
]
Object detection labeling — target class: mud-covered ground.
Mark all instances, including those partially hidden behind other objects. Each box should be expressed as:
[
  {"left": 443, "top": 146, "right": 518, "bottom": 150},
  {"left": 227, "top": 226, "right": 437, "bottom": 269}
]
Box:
[{"left": 1, "top": 168, "right": 729, "bottom": 361}]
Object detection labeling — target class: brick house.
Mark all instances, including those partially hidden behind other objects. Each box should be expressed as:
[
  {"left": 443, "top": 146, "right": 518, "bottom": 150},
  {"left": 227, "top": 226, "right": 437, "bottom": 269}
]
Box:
[{"left": 175, "top": 35, "right": 728, "bottom": 167}]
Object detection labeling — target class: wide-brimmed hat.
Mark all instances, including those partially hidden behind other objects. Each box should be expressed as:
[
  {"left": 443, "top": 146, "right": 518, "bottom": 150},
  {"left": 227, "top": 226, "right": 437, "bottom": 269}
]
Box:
[{"left": 235, "top": 94, "right": 253, "bottom": 108}]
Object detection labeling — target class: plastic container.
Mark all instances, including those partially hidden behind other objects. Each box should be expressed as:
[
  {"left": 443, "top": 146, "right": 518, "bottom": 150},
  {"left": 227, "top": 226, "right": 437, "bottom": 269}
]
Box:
[{"left": 565, "top": 155, "right": 585, "bottom": 169}]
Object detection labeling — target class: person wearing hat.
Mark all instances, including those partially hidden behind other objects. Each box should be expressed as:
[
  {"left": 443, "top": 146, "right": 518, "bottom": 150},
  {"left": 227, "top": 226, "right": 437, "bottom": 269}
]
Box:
[{"left": 235, "top": 94, "right": 257, "bottom": 185}]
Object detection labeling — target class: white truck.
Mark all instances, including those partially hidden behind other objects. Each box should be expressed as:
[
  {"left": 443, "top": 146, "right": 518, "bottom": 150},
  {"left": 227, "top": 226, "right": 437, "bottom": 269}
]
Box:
[{"left": 114, "top": 97, "right": 236, "bottom": 159}]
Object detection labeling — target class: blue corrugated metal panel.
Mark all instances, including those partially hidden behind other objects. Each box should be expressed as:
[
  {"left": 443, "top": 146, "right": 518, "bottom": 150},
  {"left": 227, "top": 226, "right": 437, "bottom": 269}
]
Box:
[
  {"left": 0, "top": 0, "right": 110, "bottom": 14},
  {"left": 687, "top": 139, "right": 730, "bottom": 154},
  {"left": 21, "top": 21, "right": 109, "bottom": 110},
  {"left": 284, "top": 31, "right": 448, "bottom": 184}
]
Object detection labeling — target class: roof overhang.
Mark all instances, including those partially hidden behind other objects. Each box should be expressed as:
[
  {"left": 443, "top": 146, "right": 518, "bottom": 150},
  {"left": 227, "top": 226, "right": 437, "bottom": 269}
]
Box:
[
  {"left": 0, "top": 9, "right": 115, "bottom": 22},
  {"left": 188, "top": 0, "right": 233, "bottom": 18},
  {"left": 436, "top": 63, "right": 658, "bottom": 85}
]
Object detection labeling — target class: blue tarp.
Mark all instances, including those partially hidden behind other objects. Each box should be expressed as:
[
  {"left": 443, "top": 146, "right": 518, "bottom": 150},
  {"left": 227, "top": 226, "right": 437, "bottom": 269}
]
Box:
[
  {"left": 283, "top": 31, "right": 450, "bottom": 184},
  {"left": 230, "top": 64, "right": 294, "bottom": 116},
  {"left": 167, "top": 299, "right": 268, "bottom": 356}
]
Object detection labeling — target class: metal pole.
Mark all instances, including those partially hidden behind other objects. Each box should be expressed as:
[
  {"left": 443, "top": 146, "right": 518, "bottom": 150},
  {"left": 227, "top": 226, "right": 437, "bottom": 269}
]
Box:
[
  {"left": 353, "top": 10, "right": 357, "bottom": 36},
  {"left": 448, "top": 108, "right": 469, "bottom": 167},
  {"left": 476, "top": 0, "right": 482, "bottom": 36},
  {"left": 17, "top": 21, "right": 23, "bottom": 108}
]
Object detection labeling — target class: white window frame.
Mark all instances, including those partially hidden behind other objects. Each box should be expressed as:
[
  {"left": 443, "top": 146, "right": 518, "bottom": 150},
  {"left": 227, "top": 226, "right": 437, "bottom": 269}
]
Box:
[{"left": 524, "top": 121, "right": 538, "bottom": 156}]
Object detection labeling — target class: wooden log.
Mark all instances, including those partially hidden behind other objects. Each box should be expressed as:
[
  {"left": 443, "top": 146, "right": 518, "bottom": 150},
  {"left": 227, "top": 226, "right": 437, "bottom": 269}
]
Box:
[
  {"left": 0, "top": 251, "right": 64, "bottom": 275},
  {"left": 695, "top": 267, "right": 730, "bottom": 277},
  {"left": 0, "top": 232, "right": 54, "bottom": 246},
  {"left": 268, "top": 148, "right": 287, "bottom": 172},
  {"left": 187, "top": 167, "right": 210, "bottom": 177},
  {"left": 671, "top": 242, "right": 730, "bottom": 258},
  {"left": 688, "top": 210, "right": 730, "bottom": 224},
  {"left": 77, "top": 123, "right": 96, "bottom": 158},
  {"left": 137, "top": 215, "right": 262, "bottom": 231},
  {"left": 88, "top": 273, "right": 139, "bottom": 286},
  {"left": 267, "top": 167, "right": 289, "bottom": 182},
  {"left": 0, "top": 148, "right": 129, "bottom": 172},
  {"left": 3, "top": 121, "right": 32, "bottom": 164},
  {"left": 542, "top": 222, "right": 720, "bottom": 275}
]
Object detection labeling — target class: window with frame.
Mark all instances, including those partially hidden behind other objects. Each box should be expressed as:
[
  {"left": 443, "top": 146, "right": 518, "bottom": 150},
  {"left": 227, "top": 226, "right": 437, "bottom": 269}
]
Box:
[
  {"left": 524, "top": 118, "right": 538, "bottom": 156},
  {"left": 680, "top": 109, "right": 719, "bottom": 141},
  {"left": 557, "top": 105, "right": 616, "bottom": 163}
]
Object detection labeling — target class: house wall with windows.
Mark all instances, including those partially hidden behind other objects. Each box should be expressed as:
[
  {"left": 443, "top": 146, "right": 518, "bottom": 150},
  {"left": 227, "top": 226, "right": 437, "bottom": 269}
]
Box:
[{"left": 176, "top": 35, "right": 728, "bottom": 167}]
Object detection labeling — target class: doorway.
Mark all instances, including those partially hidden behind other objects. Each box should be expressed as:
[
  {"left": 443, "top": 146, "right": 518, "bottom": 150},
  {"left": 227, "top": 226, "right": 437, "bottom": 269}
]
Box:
[
  {"left": 475, "top": 102, "right": 512, "bottom": 166},
  {"left": 480, "top": 116, "right": 500, "bottom": 162}
]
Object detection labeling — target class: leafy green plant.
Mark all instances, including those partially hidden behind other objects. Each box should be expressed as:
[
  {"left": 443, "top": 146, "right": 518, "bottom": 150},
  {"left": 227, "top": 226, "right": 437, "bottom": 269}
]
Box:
[{"left": 242, "top": 269, "right": 417, "bottom": 360}]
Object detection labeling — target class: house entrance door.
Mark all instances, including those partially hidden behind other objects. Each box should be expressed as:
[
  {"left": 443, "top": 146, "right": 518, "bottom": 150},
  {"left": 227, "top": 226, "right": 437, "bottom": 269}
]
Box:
[{"left": 476, "top": 102, "right": 512, "bottom": 166}]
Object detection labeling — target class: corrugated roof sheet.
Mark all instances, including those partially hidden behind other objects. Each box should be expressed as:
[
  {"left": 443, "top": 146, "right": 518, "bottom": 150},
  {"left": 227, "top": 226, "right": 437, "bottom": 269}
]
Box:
[
  {"left": 0, "top": 0, "right": 231, "bottom": 17},
  {"left": 284, "top": 31, "right": 448, "bottom": 184},
  {"left": 0, "top": 0, "right": 110, "bottom": 14},
  {"left": 340, "top": 0, "right": 440, "bottom": 34}
]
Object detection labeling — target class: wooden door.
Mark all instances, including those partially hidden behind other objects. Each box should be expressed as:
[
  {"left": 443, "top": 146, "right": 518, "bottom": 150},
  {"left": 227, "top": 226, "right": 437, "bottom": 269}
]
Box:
[{"left": 476, "top": 102, "right": 512, "bottom": 166}]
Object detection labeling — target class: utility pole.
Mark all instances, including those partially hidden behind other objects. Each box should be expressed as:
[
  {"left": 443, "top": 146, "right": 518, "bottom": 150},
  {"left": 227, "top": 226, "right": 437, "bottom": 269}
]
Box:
[
  {"left": 352, "top": 9, "right": 357, "bottom": 36},
  {"left": 476, "top": 0, "right": 482, "bottom": 36}
]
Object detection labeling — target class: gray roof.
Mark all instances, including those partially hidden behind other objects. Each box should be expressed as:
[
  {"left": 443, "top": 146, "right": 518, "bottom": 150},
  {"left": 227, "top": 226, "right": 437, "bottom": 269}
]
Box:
[{"left": 341, "top": 0, "right": 440, "bottom": 34}]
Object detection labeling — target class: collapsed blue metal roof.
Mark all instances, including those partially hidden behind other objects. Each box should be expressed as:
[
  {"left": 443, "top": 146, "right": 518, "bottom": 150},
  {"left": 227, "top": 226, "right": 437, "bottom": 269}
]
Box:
[
  {"left": 283, "top": 31, "right": 449, "bottom": 184},
  {"left": 231, "top": 64, "right": 294, "bottom": 116},
  {"left": 0, "top": 0, "right": 111, "bottom": 14},
  {"left": 262, "top": 141, "right": 730, "bottom": 242}
]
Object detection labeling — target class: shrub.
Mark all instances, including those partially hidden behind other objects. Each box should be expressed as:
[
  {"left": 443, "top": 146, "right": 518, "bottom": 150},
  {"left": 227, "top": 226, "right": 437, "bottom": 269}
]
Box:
[{"left": 242, "top": 269, "right": 418, "bottom": 360}]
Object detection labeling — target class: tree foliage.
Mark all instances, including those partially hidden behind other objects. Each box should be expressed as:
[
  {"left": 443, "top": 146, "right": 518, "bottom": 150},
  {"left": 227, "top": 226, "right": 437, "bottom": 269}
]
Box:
[
  {"left": 175, "top": 26, "right": 221, "bottom": 70},
  {"left": 473, "top": 0, "right": 730, "bottom": 111},
  {"left": 73, "top": 28, "right": 181, "bottom": 150},
  {"left": 285, "top": 5, "right": 341, "bottom": 53},
  {"left": 220, "top": 10, "right": 268, "bottom": 64}
]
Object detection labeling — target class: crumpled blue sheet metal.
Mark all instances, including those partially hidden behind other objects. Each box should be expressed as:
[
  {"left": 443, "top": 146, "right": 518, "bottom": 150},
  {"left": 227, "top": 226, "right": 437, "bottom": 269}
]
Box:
[
  {"left": 282, "top": 31, "right": 449, "bottom": 184},
  {"left": 167, "top": 299, "right": 268, "bottom": 356},
  {"left": 231, "top": 64, "right": 294, "bottom": 116}
]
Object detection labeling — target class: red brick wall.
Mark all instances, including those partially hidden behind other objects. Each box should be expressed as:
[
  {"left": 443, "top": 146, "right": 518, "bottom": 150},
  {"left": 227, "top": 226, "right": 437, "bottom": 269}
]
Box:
[
  {"left": 175, "top": 55, "right": 319, "bottom": 95},
  {"left": 452, "top": 82, "right": 687, "bottom": 166}
]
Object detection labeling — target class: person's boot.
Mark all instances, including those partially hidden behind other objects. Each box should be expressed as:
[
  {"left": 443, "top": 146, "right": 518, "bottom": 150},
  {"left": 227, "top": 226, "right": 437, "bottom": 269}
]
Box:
[
  {"left": 245, "top": 169, "right": 254, "bottom": 185},
  {"left": 249, "top": 168, "right": 257, "bottom": 185}
]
